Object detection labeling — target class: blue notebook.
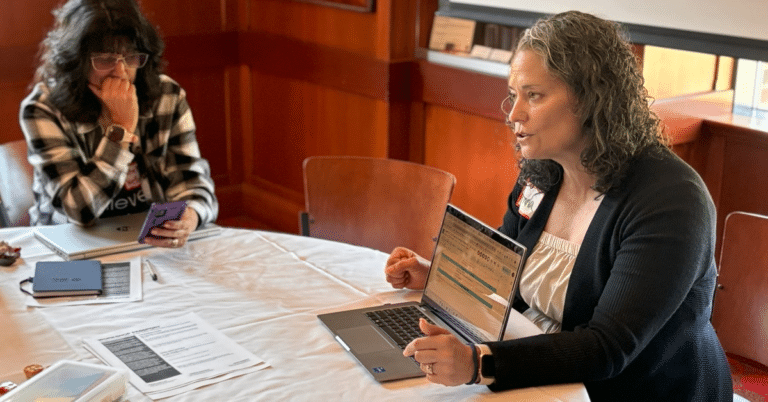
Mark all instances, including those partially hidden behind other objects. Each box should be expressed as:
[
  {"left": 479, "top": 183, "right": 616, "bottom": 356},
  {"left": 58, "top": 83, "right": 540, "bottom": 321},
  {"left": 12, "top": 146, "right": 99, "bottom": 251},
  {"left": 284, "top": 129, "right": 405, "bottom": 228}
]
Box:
[{"left": 32, "top": 260, "right": 103, "bottom": 298}]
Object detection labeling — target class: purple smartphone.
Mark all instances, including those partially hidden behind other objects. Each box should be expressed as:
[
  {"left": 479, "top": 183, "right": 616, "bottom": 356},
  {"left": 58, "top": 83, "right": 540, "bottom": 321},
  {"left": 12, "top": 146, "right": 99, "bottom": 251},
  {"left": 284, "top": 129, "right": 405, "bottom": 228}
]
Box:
[{"left": 137, "top": 201, "right": 187, "bottom": 244}]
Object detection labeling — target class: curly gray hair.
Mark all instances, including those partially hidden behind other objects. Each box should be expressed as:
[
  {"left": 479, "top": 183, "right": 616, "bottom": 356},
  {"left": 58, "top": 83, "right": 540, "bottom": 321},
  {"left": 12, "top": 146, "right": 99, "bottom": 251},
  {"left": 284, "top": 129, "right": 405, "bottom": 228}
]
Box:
[{"left": 514, "top": 11, "right": 667, "bottom": 193}]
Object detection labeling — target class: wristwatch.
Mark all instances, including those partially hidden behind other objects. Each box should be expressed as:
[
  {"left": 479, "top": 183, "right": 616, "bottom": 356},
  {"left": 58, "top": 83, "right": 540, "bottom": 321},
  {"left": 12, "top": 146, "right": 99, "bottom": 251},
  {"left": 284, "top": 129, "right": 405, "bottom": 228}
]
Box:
[
  {"left": 476, "top": 343, "right": 495, "bottom": 385},
  {"left": 106, "top": 125, "right": 136, "bottom": 144}
]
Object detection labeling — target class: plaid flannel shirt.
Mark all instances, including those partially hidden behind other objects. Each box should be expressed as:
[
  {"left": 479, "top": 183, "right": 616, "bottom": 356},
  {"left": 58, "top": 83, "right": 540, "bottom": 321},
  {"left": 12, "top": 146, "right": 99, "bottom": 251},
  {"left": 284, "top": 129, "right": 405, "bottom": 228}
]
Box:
[{"left": 20, "top": 74, "right": 218, "bottom": 226}]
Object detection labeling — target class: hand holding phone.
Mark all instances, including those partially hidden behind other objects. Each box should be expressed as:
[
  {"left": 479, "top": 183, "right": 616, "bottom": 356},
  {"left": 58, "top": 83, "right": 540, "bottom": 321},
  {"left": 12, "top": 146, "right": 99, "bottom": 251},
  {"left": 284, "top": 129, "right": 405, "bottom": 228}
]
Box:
[{"left": 138, "top": 201, "right": 187, "bottom": 244}]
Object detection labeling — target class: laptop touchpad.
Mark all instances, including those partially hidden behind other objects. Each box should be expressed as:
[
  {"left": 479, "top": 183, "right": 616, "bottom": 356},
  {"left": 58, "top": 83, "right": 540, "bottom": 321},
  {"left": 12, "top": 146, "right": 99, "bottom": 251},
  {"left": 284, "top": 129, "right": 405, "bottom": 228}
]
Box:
[{"left": 338, "top": 326, "right": 396, "bottom": 354}]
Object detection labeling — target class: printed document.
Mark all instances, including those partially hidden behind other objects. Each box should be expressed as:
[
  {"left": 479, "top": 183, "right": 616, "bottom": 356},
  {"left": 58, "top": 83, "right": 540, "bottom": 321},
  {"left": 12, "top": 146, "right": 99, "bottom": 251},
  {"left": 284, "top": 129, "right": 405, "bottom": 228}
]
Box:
[{"left": 83, "top": 312, "right": 268, "bottom": 400}]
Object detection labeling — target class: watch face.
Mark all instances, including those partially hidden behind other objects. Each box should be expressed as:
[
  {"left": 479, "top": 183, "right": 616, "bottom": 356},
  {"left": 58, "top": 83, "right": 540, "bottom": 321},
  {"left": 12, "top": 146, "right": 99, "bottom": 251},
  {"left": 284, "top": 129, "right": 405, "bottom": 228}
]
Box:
[
  {"left": 108, "top": 125, "right": 126, "bottom": 142},
  {"left": 481, "top": 354, "right": 495, "bottom": 377}
]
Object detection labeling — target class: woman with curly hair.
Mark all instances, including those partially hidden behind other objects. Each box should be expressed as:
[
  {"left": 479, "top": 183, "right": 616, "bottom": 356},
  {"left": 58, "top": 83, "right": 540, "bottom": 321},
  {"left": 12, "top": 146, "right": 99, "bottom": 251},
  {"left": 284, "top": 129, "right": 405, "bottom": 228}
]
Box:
[
  {"left": 385, "top": 11, "right": 732, "bottom": 401},
  {"left": 20, "top": 0, "right": 217, "bottom": 249}
]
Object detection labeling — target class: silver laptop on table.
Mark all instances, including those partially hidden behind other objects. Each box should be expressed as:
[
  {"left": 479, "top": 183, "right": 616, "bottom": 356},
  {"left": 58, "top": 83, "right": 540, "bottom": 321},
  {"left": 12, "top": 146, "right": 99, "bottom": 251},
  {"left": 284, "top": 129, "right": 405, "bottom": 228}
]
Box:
[
  {"left": 318, "top": 204, "right": 527, "bottom": 382},
  {"left": 34, "top": 212, "right": 221, "bottom": 261}
]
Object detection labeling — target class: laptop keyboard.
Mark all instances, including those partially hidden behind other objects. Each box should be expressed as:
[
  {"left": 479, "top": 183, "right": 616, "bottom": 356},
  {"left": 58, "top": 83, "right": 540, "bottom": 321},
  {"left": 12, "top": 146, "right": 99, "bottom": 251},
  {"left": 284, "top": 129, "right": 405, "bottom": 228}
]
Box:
[{"left": 365, "top": 306, "right": 434, "bottom": 349}]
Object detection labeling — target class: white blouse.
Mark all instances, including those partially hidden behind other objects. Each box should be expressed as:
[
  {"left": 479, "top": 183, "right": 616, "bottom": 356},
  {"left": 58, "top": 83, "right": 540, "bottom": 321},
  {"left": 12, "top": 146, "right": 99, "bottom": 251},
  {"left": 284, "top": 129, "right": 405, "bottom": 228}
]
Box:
[{"left": 518, "top": 231, "right": 580, "bottom": 334}]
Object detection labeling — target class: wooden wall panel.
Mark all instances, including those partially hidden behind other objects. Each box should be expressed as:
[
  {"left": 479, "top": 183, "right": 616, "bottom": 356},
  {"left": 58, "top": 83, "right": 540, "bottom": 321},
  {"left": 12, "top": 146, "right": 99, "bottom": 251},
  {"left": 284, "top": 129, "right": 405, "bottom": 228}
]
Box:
[
  {"left": 0, "top": 0, "right": 58, "bottom": 47},
  {"left": 250, "top": 0, "right": 379, "bottom": 55},
  {"left": 0, "top": 0, "right": 59, "bottom": 144},
  {"left": 423, "top": 105, "right": 518, "bottom": 228},
  {"left": 710, "top": 123, "right": 768, "bottom": 241},
  {"left": 166, "top": 69, "right": 232, "bottom": 184},
  {"left": 141, "top": 0, "right": 227, "bottom": 35},
  {"left": 0, "top": 83, "right": 30, "bottom": 144},
  {"left": 249, "top": 70, "right": 388, "bottom": 195},
  {"left": 380, "top": 0, "right": 419, "bottom": 60},
  {"left": 240, "top": 32, "right": 391, "bottom": 100},
  {"left": 419, "top": 60, "right": 508, "bottom": 121}
]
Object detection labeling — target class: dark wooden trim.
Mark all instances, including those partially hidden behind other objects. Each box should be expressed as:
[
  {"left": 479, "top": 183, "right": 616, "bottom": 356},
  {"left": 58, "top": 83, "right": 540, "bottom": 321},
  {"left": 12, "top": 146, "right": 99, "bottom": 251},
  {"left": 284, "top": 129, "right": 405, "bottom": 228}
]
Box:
[
  {"left": 291, "top": 0, "right": 375, "bottom": 13},
  {"left": 417, "top": 58, "right": 507, "bottom": 121},
  {"left": 239, "top": 32, "right": 391, "bottom": 101},
  {"left": 5, "top": 31, "right": 413, "bottom": 104},
  {"left": 704, "top": 120, "right": 768, "bottom": 143},
  {"left": 163, "top": 32, "right": 239, "bottom": 72},
  {"left": 241, "top": 181, "right": 304, "bottom": 234},
  {"left": 163, "top": 31, "right": 411, "bottom": 102},
  {"left": 386, "top": 100, "right": 413, "bottom": 160}
]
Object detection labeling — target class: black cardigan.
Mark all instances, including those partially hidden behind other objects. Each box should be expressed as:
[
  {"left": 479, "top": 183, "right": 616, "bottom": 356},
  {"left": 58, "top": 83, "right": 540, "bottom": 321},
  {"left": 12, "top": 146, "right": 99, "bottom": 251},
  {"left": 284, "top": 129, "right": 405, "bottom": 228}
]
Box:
[{"left": 489, "top": 149, "right": 732, "bottom": 401}]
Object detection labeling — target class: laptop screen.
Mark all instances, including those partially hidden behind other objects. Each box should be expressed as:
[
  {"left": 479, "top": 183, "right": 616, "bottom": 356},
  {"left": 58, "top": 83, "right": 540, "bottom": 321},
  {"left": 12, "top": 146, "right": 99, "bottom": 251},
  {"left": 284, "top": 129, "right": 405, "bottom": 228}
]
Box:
[{"left": 422, "top": 204, "right": 525, "bottom": 342}]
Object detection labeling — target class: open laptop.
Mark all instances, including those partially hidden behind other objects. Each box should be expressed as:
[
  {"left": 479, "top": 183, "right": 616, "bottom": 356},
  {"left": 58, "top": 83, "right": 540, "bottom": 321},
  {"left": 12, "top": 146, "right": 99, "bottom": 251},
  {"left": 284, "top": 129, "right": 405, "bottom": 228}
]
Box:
[
  {"left": 318, "top": 204, "right": 527, "bottom": 382},
  {"left": 34, "top": 212, "right": 221, "bottom": 261}
]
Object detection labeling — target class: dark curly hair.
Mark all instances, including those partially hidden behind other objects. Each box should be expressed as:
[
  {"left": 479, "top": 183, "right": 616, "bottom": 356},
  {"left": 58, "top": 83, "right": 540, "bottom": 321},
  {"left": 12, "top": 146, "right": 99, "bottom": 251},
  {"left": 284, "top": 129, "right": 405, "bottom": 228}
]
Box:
[
  {"left": 34, "top": 0, "right": 165, "bottom": 124},
  {"left": 513, "top": 11, "right": 668, "bottom": 193}
]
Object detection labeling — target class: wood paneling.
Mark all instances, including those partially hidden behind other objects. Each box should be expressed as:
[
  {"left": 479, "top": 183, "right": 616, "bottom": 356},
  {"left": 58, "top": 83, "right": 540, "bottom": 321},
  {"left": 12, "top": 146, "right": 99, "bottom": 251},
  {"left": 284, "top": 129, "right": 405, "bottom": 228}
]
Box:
[
  {"left": 163, "top": 33, "right": 237, "bottom": 72},
  {"left": 167, "top": 69, "right": 232, "bottom": 183},
  {"left": 424, "top": 105, "right": 518, "bottom": 228},
  {"left": 419, "top": 59, "right": 508, "bottom": 121},
  {"left": 140, "top": 0, "right": 228, "bottom": 34},
  {"left": 250, "top": 0, "right": 379, "bottom": 55},
  {"left": 707, "top": 121, "right": 768, "bottom": 236},
  {"left": 240, "top": 32, "right": 391, "bottom": 100},
  {"left": 0, "top": 0, "right": 58, "bottom": 47},
  {"left": 249, "top": 70, "right": 388, "bottom": 189},
  {"left": 0, "top": 82, "right": 30, "bottom": 144},
  {"left": 0, "top": 45, "right": 39, "bottom": 86},
  {"left": 0, "top": 1, "right": 57, "bottom": 144},
  {"left": 380, "top": 0, "right": 418, "bottom": 60}
]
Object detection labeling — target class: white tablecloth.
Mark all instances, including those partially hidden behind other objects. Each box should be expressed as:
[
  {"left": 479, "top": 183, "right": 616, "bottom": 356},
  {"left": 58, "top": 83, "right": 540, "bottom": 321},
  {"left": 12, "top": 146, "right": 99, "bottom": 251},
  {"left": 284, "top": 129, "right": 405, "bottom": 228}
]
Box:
[{"left": 0, "top": 227, "right": 589, "bottom": 401}]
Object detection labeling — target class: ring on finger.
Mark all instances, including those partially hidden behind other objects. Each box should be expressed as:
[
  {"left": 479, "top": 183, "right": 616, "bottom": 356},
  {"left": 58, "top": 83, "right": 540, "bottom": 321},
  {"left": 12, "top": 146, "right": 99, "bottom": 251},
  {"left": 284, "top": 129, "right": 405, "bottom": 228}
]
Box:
[
  {"left": 172, "top": 238, "right": 179, "bottom": 247},
  {"left": 422, "top": 363, "right": 434, "bottom": 375}
]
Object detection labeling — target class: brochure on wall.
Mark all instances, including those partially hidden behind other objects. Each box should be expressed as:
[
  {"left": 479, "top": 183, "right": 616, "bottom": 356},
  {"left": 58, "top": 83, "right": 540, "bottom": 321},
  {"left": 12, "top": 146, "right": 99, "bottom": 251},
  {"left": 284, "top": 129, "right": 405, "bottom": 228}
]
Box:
[
  {"left": 82, "top": 312, "right": 269, "bottom": 400},
  {"left": 26, "top": 257, "right": 143, "bottom": 307}
]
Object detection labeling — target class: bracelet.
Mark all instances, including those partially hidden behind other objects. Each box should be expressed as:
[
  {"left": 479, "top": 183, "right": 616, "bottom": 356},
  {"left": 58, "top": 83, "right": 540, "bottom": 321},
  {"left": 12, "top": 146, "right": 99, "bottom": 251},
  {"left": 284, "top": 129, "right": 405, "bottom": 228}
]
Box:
[{"left": 465, "top": 344, "right": 479, "bottom": 385}]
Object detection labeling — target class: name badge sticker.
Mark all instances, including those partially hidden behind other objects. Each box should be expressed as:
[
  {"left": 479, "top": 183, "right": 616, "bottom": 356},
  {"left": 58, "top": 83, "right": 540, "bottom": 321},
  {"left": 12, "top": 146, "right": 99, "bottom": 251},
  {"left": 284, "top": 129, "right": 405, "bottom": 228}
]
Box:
[
  {"left": 125, "top": 161, "right": 141, "bottom": 190},
  {"left": 515, "top": 182, "right": 544, "bottom": 219}
]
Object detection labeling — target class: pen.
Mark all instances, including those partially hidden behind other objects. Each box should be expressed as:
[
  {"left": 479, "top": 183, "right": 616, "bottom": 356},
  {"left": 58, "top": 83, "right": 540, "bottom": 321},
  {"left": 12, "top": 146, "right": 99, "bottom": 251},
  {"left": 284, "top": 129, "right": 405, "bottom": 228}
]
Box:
[{"left": 145, "top": 258, "right": 159, "bottom": 281}]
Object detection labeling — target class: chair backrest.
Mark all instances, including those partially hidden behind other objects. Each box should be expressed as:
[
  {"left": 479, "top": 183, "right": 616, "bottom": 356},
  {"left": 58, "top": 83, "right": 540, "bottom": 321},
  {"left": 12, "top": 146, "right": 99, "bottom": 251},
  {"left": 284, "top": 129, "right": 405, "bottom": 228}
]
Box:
[
  {"left": 302, "top": 156, "right": 456, "bottom": 258},
  {"left": 0, "top": 140, "right": 34, "bottom": 227},
  {"left": 711, "top": 211, "right": 768, "bottom": 368}
]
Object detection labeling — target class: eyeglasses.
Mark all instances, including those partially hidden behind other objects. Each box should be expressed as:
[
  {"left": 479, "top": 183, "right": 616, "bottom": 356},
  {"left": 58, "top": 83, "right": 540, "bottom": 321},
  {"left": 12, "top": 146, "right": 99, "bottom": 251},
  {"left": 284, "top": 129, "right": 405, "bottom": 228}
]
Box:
[{"left": 90, "top": 53, "right": 149, "bottom": 71}]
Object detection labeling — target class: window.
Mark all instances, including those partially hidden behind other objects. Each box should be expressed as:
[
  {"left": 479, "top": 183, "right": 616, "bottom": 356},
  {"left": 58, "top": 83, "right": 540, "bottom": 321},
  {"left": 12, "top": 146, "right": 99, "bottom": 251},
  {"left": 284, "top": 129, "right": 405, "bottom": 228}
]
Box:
[
  {"left": 734, "top": 60, "right": 768, "bottom": 117},
  {"left": 642, "top": 46, "right": 734, "bottom": 100}
]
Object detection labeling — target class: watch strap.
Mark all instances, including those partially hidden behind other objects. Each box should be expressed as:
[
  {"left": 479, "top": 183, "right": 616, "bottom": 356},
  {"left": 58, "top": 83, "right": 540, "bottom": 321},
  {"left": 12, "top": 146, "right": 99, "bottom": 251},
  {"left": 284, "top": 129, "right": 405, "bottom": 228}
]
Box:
[{"left": 465, "top": 344, "right": 479, "bottom": 385}]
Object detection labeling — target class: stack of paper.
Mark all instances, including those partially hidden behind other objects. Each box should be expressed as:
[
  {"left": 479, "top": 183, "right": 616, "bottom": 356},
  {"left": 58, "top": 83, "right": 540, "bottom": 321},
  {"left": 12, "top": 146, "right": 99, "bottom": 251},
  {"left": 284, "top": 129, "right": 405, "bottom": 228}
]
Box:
[{"left": 83, "top": 312, "right": 269, "bottom": 400}]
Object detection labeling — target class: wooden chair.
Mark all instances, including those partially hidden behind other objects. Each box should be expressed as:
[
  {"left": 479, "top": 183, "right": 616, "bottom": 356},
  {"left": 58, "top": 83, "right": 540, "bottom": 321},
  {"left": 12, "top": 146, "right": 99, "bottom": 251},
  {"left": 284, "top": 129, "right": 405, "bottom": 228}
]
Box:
[
  {"left": 300, "top": 156, "right": 456, "bottom": 259},
  {"left": 0, "top": 140, "right": 34, "bottom": 227},
  {"left": 711, "top": 211, "right": 768, "bottom": 401}
]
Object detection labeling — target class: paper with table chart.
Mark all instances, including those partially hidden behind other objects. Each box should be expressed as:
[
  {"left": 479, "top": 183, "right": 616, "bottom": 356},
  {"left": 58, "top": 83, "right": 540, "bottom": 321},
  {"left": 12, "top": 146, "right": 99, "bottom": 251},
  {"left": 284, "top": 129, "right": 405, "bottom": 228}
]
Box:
[{"left": 83, "top": 312, "right": 269, "bottom": 400}]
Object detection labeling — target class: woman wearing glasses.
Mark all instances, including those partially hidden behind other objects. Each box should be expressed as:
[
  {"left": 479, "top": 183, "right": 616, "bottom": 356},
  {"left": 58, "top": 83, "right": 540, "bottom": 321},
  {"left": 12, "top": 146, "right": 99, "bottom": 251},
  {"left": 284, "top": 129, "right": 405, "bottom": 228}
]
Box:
[
  {"left": 20, "top": 0, "right": 217, "bottom": 248},
  {"left": 384, "top": 11, "right": 732, "bottom": 401}
]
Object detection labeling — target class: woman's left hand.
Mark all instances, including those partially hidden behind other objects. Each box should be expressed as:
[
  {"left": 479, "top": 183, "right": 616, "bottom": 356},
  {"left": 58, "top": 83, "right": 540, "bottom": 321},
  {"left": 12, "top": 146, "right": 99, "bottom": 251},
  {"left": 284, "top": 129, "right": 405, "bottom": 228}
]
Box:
[
  {"left": 144, "top": 207, "right": 199, "bottom": 248},
  {"left": 403, "top": 318, "right": 476, "bottom": 386}
]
